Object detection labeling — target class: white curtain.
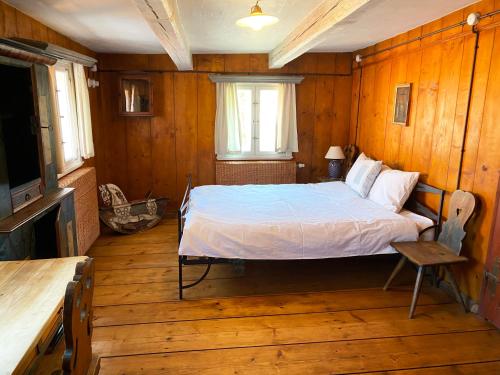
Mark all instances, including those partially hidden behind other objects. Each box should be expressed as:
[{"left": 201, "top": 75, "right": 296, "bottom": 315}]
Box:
[
  {"left": 276, "top": 83, "right": 298, "bottom": 153},
  {"left": 73, "top": 63, "right": 95, "bottom": 159},
  {"left": 215, "top": 82, "right": 242, "bottom": 156},
  {"left": 47, "top": 65, "right": 66, "bottom": 174}
]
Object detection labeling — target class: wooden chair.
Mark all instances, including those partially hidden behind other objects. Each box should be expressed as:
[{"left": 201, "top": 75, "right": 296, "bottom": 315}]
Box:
[
  {"left": 63, "top": 258, "right": 100, "bottom": 375},
  {"left": 384, "top": 190, "right": 476, "bottom": 319},
  {"left": 34, "top": 258, "right": 99, "bottom": 375}
]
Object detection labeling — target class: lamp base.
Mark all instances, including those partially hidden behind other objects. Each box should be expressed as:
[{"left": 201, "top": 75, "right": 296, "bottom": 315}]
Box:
[{"left": 328, "top": 159, "right": 343, "bottom": 179}]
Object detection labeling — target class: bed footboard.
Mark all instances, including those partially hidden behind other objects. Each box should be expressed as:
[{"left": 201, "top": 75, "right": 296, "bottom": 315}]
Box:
[
  {"left": 178, "top": 175, "right": 192, "bottom": 245},
  {"left": 177, "top": 176, "right": 241, "bottom": 299}
]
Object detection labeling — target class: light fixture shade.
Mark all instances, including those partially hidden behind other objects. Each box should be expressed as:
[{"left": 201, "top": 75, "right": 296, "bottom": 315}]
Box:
[
  {"left": 325, "top": 146, "right": 345, "bottom": 160},
  {"left": 236, "top": 3, "right": 279, "bottom": 31}
]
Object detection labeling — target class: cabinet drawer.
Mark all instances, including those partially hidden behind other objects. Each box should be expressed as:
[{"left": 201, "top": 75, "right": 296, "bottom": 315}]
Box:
[{"left": 11, "top": 179, "right": 42, "bottom": 213}]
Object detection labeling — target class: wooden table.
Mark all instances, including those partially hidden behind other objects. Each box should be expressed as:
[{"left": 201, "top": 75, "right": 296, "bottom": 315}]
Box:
[{"left": 0, "top": 256, "right": 87, "bottom": 375}]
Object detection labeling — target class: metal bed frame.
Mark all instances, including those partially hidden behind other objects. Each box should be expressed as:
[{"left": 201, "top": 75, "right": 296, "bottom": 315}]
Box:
[
  {"left": 177, "top": 175, "right": 445, "bottom": 300},
  {"left": 177, "top": 176, "right": 241, "bottom": 299}
]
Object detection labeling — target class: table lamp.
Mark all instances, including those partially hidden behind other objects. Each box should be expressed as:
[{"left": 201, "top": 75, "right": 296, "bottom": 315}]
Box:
[{"left": 325, "top": 146, "right": 345, "bottom": 178}]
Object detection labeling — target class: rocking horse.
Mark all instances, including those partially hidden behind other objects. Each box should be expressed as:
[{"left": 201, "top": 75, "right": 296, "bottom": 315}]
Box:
[{"left": 98, "top": 184, "right": 168, "bottom": 234}]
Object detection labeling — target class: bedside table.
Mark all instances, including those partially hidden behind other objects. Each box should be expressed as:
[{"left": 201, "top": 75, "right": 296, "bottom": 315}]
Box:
[{"left": 318, "top": 176, "right": 344, "bottom": 182}]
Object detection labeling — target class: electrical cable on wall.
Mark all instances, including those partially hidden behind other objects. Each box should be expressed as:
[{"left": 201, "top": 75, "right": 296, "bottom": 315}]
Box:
[{"left": 353, "top": 56, "right": 363, "bottom": 147}]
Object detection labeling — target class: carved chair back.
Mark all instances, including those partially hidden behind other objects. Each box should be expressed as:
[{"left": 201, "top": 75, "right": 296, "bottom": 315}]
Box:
[
  {"left": 62, "top": 258, "right": 95, "bottom": 375},
  {"left": 438, "top": 190, "right": 476, "bottom": 255},
  {"left": 343, "top": 144, "right": 359, "bottom": 175}
]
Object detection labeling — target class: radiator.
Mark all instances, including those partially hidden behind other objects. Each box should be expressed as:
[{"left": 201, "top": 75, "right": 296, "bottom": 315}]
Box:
[
  {"left": 216, "top": 160, "right": 296, "bottom": 185},
  {"left": 58, "top": 167, "right": 100, "bottom": 255}
]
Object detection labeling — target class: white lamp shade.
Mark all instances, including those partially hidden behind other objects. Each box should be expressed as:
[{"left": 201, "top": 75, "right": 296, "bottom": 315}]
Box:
[{"left": 325, "top": 146, "right": 345, "bottom": 160}]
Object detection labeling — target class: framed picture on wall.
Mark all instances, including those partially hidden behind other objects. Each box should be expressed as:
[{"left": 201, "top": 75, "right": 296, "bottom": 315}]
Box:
[
  {"left": 393, "top": 83, "right": 411, "bottom": 125},
  {"left": 119, "top": 74, "right": 153, "bottom": 116}
]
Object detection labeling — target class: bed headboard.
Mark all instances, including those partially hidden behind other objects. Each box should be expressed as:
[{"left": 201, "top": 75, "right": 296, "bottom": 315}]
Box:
[{"left": 405, "top": 182, "right": 445, "bottom": 236}]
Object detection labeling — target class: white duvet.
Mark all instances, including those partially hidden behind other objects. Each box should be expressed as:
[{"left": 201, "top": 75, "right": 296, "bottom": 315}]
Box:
[{"left": 179, "top": 182, "right": 424, "bottom": 260}]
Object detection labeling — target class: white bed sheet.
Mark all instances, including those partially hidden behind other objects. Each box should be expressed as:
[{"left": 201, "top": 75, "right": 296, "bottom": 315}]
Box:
[
  {"left": 399, "top": 209, "right": 435, "bottom": 241},
  {"left": 179, "top": 182, "right": 426, "bottom": 260}
]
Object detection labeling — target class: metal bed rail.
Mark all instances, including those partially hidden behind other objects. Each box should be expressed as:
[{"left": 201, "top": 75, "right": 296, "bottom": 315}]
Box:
[{"left": 177, "top": 175, "right": 241, "bottom": 299}]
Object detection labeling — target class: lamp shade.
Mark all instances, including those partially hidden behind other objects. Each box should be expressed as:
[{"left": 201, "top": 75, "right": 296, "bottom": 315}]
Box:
[
  {"left": 325, "top": 146, "right": 345, "bottom": 160},
  {"left": 236, "top": 3, "right": 279, "bottom": 31}
]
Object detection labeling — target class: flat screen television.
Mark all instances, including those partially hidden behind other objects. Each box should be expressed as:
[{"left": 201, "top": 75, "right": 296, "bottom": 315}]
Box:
[{"left": 0, "top": 63, "right": 42, "bottom": 211}]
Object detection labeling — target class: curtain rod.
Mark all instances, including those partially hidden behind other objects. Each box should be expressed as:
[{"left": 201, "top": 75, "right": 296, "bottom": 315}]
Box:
[
  {"left": 355, "top": 9, "right": 500, "bottom": 62},
  {"left": 0, "top": 38, "right": 97, "bottom": 67},
  {"left": 209, "top": 74, "right": 304, "bottom": 84}
]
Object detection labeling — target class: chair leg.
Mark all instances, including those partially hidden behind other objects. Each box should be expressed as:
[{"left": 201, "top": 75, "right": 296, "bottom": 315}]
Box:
[
  {"left": 384, "top": 256, "right": 407, "bottom": 291},
  {"left": 444, "top": 265, "right": 468, "bottom": 313},
  {"left": 409, "top": 266, "right": 425, "bottom": 319},
  {"left": 430, "top": 266, "right": 439, "bottom": 287}
]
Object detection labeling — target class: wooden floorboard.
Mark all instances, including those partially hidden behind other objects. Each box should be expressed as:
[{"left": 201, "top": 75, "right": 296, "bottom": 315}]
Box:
[
  {"left": 98, "top": 331, "right": 500, "bottom": 374},
  {"left": 93, "top": 274, "right": 421, "bottom": 305},
  {"left": 92, "top": 304, "right": 489, "bottom": 357},
  {"left": 87, "top": 218, "right": 500, "bottom": 374},
  {"left": 88, "top": 242, "right": 176, "bottom": 257},
  {"left": 93, "top": 253, "right": 180, "bottom": 270},
  {"left": 93, "top": 287, "right": 451, "bottom": 327},
  {"left": 95, "top": 264, "right": 241, "bottom": 285},
  {"left": 365, "top": 361, "right": 500, "bottom": 374}
]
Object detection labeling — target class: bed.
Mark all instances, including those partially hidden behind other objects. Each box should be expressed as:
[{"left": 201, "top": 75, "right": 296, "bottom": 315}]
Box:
[{"left": 177, "top": 178, "right": 444, "bottom": 299}]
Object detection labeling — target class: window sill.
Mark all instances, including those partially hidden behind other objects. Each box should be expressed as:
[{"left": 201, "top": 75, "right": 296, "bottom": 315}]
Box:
[
  {"left": 217, "top": 155, "right": 293, "bottom": 161},
  {"left": 57, "top": 160, "right": 84, "bottom": 180}
]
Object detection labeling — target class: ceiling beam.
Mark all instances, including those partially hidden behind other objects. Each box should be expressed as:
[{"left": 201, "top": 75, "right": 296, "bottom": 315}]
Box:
[
  {"left": 134, "top": 0, "right": 193, "bottom": 70},
  {"left": 269, "top": 0, "right": 372, "bottom": 69}
]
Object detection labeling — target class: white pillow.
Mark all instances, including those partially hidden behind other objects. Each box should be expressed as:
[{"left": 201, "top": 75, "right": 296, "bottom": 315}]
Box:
[
  {"left": 368, "top": 166, "right": 419, "bottom": 212},
  {"left": 345, "top": 153, "right": 382, "bottom": 198}
]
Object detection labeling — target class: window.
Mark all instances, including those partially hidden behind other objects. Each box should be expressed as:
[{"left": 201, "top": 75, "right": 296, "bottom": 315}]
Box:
[
  {"left": 221, "top": 83, "right": 290, "bottom": 160},
  {"left": 214, "top": 79, "right": 299, "bottom": 160},
  {"left": 54, "top": 61, "right": 82, "bottom": 174}
]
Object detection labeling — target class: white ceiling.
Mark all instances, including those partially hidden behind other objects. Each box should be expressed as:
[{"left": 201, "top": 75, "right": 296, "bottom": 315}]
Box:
[
  {"left": 312, "top": 0, "right": 478, "bottom": 52},
  {"left": 4, "top": 0, "right": 164, "bottom": 53},
  {"left": 177, "top": 0, "right": 324, "bottom": 53},
  {"left": 5, "top": 0, "right": 479, "bottom": 54}
]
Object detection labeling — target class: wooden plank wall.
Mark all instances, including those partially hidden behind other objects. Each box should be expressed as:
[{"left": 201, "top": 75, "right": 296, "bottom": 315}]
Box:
[
  {"left": 93, "top": 53, "right": 353, "bottom": 204},
  {"left": 0, "top": 0, "right": 98, "bottom": 170},
  {"left": 349, "top": 0, "right": 500, "bottom": 300}
]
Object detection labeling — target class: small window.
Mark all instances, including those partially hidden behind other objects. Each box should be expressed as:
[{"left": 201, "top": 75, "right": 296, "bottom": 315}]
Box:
[
  {"left": 222, "top": 83, "right": 290, "bottom": 160},
  {"left": 54, "top": 62, "right": 82, "bottom": 174}
]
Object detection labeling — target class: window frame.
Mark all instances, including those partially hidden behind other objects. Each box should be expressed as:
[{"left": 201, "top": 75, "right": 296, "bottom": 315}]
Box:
[
  {"left": 53, "top": 61, "right": 83, "bottom": 176},
  {"left": 218, "top": 82, "right": 292, "bottom": 161}
]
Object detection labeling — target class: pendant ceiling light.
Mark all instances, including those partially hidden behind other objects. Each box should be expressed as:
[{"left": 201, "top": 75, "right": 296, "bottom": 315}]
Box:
[{"left": 236, "top": 1, "right": 279, "bottom": 31}]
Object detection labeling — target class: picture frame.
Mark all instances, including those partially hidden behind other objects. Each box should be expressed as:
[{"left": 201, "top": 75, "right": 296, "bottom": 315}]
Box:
[
  {"left": 393, "top": 83, "right": 411, "bottom": 125},
  {"left": 119, "top": 74, "right": 153, "bottom": 116}
]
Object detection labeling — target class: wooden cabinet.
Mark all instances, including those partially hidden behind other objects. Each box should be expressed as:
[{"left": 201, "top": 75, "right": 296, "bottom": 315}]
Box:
[{"left": 0, "top": 55, "right": 78, "bottom": 260}]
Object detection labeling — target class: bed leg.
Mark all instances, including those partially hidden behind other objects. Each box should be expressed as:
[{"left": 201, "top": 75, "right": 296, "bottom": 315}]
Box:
[
  {"left": 233, "top": 259, "right": 245, "bottom": 275},
  {"left": 178, "top": 255, "right": 183, "bottom": 300}
]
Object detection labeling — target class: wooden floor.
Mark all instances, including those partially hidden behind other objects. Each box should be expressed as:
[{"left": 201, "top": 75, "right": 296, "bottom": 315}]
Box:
[{"left": 90, "top": 218, "right": 500, "bottom": 374}]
